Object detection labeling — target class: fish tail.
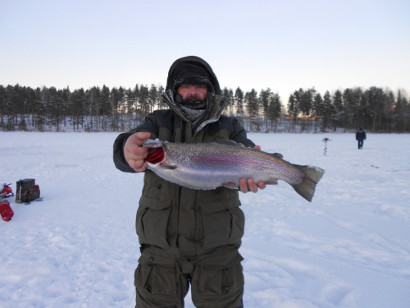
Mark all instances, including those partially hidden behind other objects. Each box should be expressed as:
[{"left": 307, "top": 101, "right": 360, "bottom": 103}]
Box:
[{"left": 291, "top": 166, "right": 325, "bottom": 202}]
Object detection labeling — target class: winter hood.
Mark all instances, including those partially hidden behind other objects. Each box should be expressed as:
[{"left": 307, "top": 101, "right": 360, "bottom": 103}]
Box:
[{"left": 165, "top": 56, "right": 222, "bottom": 95}]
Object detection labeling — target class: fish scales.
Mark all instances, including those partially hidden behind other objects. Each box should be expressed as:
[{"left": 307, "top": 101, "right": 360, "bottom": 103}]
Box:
[{"left": 143, "top": 139, "right": 325, "bottom": 201}]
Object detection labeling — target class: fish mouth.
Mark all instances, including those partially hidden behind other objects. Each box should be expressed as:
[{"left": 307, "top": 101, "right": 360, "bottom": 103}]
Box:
[{"left": 146, "top": 147, "right": 166, "bottom": 165}]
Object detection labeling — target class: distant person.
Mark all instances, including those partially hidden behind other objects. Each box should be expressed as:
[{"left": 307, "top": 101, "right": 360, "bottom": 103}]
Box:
[{"left": 356, "top": 128, "right": 366, "bottom": 149}]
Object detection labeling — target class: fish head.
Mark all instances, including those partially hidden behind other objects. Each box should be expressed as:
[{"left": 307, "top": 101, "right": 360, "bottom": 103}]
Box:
[{"left": 143, "top": 139, "right": 167, "bottom": 165}]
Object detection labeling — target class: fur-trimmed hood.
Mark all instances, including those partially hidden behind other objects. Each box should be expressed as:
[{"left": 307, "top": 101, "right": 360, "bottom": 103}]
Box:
[
  {"left": 162, "top": 56, "right": 226, "bottom": 135},
  {"left": 165, "top": 56, "right": 221, "bottom": 95}
]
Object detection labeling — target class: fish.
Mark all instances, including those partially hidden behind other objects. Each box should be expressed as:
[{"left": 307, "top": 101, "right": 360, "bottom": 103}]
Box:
[{"left": 142, "top": 139, "right": 325, "bottom": 202}]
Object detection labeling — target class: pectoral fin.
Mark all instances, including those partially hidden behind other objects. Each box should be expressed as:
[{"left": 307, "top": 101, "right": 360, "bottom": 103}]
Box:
[{"left": 159, "top": 164, "right": 177, "bottom": 170}]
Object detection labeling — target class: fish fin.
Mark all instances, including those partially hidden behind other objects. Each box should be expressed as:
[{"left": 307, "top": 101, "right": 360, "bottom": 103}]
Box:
[
  {"left": 210, "top": 139, "right": 245, "bottom": 147},
  {"left": 222, "top": 182, "right": 239, "bottom": 189},
  {"left": 159, "top": 164, "right": 177, "bottom": 170},
  {"left": 291, "top": 166, "right": 325, "bottom": 202},
  {"left": 270, "top": 153, "right": 283, "bottom": 159}
]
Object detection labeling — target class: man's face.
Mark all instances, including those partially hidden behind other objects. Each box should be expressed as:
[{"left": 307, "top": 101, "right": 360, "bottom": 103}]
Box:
[{"left": 177, "top": 84, "right": 208, "bottom": 102}]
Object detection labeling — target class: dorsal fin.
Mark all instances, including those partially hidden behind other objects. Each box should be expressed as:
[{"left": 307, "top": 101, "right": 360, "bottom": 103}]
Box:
[
  {"left": 270, "top": 152, "right": 284, "bottom": 159},
  {"left": 208, "top": 139, "right": 245, "bottom": 147}
]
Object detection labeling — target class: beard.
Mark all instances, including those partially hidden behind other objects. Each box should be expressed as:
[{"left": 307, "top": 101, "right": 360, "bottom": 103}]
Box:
[
  {"left": 184, "top": 94, "right": 202, "bottom": 102},
  {"left": 174, "top": 93, "right": 207, "bottom": 111}
]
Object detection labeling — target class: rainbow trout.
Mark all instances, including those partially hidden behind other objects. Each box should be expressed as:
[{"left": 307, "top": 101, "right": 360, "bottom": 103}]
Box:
[{"left": 143, "top": 139, "right": 325, "bottom": 202}]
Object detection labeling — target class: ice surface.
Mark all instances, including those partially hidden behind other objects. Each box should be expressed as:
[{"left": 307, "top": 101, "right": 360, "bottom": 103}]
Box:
[{"left": 1, "top": 132, "right": 409, "bottom": 307}]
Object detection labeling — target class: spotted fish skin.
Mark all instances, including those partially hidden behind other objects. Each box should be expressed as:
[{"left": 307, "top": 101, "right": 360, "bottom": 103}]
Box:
[{"left": 143, "top": 139, "right": 325, "bottom": 202}]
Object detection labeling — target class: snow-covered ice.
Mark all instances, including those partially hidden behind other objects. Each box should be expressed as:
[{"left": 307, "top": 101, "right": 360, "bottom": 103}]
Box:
[{"left": 1, "top": 132, "right": 409, "bottom": 308}]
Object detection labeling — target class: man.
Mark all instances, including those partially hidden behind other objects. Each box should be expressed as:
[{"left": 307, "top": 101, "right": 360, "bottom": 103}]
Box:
[
  {"left": 356, "top": 128, "right": 366, "bottom": 149},
  {"left": 113, "top": 56, "right": 265, "bottom": 308}
]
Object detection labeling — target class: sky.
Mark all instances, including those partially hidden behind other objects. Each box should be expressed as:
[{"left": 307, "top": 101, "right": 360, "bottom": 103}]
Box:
[{"left": 1, "top": 0, "right": 410, "bottom": 101}]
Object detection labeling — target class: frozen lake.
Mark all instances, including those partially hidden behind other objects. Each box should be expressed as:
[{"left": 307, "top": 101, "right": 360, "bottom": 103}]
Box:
[{"left": 1, "top": 132, "right": 409, "bottom": 307}]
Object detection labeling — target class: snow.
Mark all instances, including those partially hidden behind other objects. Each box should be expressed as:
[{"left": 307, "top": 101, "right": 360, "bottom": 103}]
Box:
[{"left": 1, "top": 132, "right": 410, "bottom": 308}]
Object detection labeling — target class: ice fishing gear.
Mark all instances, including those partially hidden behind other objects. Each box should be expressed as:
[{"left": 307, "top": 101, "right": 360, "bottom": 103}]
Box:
[
  {"left": 322, "top": 138, "right": 331, "bottom": 156},
  {"left": 0, "top": 183, "right": 14, "bottom": 198},
  {"left": 15, "top": 179, "right": 41, "bottom": 204},
  {"left": 0, "top": 200, "right": 14, "bottom": 221}
]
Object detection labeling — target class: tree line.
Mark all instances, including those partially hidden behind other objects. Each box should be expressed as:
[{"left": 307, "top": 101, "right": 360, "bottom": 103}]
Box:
[
  {"left": 287, "top": 87, "right": 410, "bottom": 133},
  {"left": 0, "top": 84, "right": 409, "bottom": 133}
]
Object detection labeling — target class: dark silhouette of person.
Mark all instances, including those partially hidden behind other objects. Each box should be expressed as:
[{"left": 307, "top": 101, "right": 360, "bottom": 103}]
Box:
[{"left": 356, "top": 128, "right": 366, "bottom": 149}]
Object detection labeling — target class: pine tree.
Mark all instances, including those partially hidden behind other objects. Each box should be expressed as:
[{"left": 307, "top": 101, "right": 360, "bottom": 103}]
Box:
[
  {"left": 266, "top": 93, "right": 281, "bottom": 131},
  {"left": 234, "top": 87, "right": 244, "bottom": 116},
  {"left": 148, "top": 84, "right": 158, "bottom": 114},
  {"left": 287, "top": 94, "right": 298, "bottom": 123},
  {"left": 333, "top": 90, "right": 344, "bottom": 129},
  {"left": 321, "top": 91, "right": 336, "bottom": 132},
  {"left": 312, "top": 93, "right": 323, "bottom": 131}
]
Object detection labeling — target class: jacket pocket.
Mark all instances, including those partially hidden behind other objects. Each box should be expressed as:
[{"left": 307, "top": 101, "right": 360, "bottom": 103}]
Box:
[
  {"left": 137, "top": 173, "right": 172, "bottom": 248},
  {"left": 194, "top": 253, "right": 244, "bottom": 297},
  {"left": 135, "top": 254, "right": 177, "bottom": 296},
  {"left": 199, "top": 189, "right": 244, "bottom": 250},
  {"left": 137, "top": 196, "right": 172, "bottom": 248}
]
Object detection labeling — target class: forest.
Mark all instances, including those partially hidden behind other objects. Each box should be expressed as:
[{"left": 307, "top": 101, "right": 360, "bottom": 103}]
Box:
[{"left": 0, "top": 84, "right": 409, "bottom": 133}]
